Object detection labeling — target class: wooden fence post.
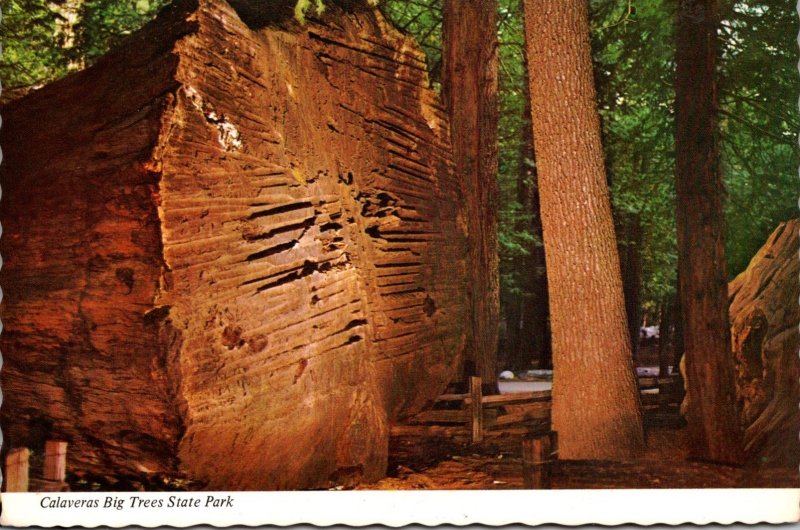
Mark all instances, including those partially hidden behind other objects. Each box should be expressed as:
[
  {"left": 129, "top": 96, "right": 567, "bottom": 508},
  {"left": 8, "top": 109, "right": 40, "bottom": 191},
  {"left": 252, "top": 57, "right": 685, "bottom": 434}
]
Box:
[
  {"left": 43, "top": 441, "right": 68, "bottom": 483},
  {"left": 5, "top": 448, "right": 30, "bottom": 492},
  {"left": 522, "top": 431, "right": 557, "bottom": 489},
  {"left": 470, "top": 376, "right": 483, "bottom": 443}
]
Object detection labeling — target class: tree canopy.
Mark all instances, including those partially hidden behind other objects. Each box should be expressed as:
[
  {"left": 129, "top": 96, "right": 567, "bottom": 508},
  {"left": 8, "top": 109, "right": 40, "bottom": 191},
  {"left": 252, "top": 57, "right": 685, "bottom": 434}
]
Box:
[{"left": 3, "top": 0, "right": 794, "bottom": 341}]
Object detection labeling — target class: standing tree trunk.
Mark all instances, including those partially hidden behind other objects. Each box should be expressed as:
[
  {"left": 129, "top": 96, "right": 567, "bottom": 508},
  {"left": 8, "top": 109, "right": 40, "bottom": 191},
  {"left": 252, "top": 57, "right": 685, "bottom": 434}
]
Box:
[
  {"left": 522, "top": 0, "right": 645, "bottom": 459},
  {"left": 673, "top": 270, "right": 685, "bottom": 370},
  {"left": 616, "top": 212, "right": 643, "bottom": 362},
  {"left": 442, "top": 0, "right": 500, "bottom": 385},
  {"left": 675, "top": 0, "right": 744, "bottom": 464},
  {"left": 658, "top": 298, "right": 673, "bottom": 377}
]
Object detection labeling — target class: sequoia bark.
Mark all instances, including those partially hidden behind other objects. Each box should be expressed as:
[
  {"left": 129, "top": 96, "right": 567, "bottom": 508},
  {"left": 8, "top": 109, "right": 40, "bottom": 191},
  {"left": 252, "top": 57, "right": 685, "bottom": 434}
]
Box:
[
  {"left": 728, "top": 220, "right": 799, "bottom": 467},
  {"left": 442, "top": 0, "right": 500, "bottom": 384},
  {"left": 675, "top": 0, "right": 744, "bottom": 464},
  {"left": 0, "top": 0, "right": 466, "bottom": 489},
  {"left": 522, "top": 0, "right": 645, "bottom": 459}
]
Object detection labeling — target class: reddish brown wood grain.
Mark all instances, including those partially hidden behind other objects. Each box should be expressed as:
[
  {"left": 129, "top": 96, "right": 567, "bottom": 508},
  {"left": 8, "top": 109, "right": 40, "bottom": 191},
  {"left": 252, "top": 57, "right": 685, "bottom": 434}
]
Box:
[
  {"left": 728, "top": 220, "right": 799, "bottom": 467},
  {"left": 0, "top": 0, "right": 466, "bottom": 490}
]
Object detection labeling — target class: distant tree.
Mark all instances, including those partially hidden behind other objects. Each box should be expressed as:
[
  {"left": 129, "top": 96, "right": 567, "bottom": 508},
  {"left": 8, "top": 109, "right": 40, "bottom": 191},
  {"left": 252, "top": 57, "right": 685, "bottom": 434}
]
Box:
[
  {"left": 442, "top": 0, "right": 500, "bottom": 385},
  {"left": 1, "top": 0, "right": 166, "bottom": 100},
  {"left": 522, "top": 0, "right": 644, "bottom": 458},
  {"left": 674, "top": 0, "right": 744, "bottom": 464},
  {"left": 506, "top": 26, "right": 551, "bottom": 372}
]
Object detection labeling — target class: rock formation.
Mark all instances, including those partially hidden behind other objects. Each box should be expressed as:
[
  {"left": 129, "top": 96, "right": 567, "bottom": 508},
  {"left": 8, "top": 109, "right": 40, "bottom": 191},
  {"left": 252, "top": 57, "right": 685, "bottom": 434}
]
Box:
[
  {"left": 0, "top": 0, "right": 467, "bottom": 489},
  {"left": 728, "top": 219, "right": 799, "bottom": 467}
]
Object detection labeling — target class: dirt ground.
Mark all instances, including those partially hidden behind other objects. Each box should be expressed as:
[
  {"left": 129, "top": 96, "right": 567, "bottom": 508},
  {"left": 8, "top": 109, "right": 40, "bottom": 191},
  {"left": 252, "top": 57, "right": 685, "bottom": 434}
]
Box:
[
  {"left": 68, "top": 340, "right": 796, "bottom": 492},
  {"left": 359, "top": 410, "right": 798, "bottom": 490},
  {"left": 358, "top": 344, "right": 800, "bottom": 491}
]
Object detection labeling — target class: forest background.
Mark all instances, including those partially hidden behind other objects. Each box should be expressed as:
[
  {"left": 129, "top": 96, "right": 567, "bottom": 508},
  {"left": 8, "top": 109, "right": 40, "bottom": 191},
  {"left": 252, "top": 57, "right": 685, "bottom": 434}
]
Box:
[{"left": 2, "top": 0, "right": 796, "bottom": 371}]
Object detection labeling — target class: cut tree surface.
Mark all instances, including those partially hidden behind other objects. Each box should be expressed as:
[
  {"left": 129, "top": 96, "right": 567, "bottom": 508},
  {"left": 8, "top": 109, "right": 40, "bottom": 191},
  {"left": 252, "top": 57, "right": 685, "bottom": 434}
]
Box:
[
  {"left": 0, "top": 0, "right": 466, "bottom": 490},
  {"left": 728, "top": 219, "right": 799, "bottom": 467}
]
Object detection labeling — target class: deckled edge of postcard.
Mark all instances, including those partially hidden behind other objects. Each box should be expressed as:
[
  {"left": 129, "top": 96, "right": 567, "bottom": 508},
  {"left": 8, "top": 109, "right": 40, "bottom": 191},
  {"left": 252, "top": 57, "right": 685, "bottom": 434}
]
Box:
[
  {"left": 1, "top": 0, "right": 5, "bottom": 508},
  {"left": 1, "top": 3, "right": 800, "bottom": 529},
  {"left": 1, "top": 489, "right": 799, "bottom": 527}
]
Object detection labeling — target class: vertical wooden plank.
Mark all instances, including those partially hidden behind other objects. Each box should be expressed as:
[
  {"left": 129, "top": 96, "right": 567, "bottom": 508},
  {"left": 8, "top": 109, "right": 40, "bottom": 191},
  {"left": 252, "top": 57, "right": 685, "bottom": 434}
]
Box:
[
  {"left": 43, "top": 441, "right": 68, "bottom": 482},
  {"left": 522, "top": 433, "right": 553, "bottom": 489},
  {"left": 540, "top": 434, "right": 553, "bottom": 487},
  {"left": 522, "top": 436, "right": 536, "bottom": 488},
  {"left": 470, "top": 376, "right": 483, "bottom": 443},
  {"left": 5, "top": 448, "right": 30, "bottom": 492}
]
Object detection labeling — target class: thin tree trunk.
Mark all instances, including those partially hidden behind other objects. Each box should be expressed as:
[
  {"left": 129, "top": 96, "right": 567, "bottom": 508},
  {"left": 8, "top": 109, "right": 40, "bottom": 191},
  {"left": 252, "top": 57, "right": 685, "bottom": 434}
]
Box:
[
  {"left": 658, "top": 298, "right": 672, "bottom": 377},
  {"left": 523, "top": 0, "right": 645, "bottom": 459},
  {"left": 54, "top": 0, "right": 86, "bottom": 71},
  {"left": 502, "top": 288, "right": 522, "bottom": 370},
  {"left": 675, "top": 0, "right": 744, "bottom": 464},
  {"left": 616, "top": 212, "right": 643, "bottom": 363},
  {"left": 442, "top": 0, "right": 500, "bottom": 386},
  {"left": 673, "top": 275, "right": 685, "bottom": 371}
]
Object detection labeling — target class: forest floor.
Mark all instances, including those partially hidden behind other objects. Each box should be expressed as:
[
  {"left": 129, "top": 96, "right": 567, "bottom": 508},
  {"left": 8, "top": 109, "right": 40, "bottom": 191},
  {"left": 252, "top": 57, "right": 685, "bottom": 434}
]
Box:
[
  {"left": 359, "top": 409, "right": 799, "bottom": 490},
  {"left": 67, "top": 346, "right": 796, "bottom": 491},
  {"left": 359, "top": 344, "right": 797, "bottom": 490}
]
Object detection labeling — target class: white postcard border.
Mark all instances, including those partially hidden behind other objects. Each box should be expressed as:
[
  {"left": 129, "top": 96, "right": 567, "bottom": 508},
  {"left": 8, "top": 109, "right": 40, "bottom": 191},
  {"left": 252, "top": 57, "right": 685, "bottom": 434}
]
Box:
[{"left": 1, "top": 489, "right": 798, "bottom": 527}]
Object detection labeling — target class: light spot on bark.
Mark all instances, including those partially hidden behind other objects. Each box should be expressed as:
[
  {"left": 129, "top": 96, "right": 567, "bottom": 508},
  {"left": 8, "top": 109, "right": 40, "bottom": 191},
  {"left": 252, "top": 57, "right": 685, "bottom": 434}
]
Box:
[
  {"left": 213, "top": 118, "right": 242, "bottom": 151},
  {"left": 291, "top": 167, "right": 307, "bottom": 185},
  {"left": 184, "top": 85, "right": 243, "bottom": 151}
]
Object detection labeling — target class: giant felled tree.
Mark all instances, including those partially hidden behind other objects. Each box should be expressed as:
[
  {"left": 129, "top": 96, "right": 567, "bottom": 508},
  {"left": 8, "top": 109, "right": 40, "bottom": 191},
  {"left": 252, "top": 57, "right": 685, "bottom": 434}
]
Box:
[
  {"left": 0, "top": 0, "right": 468, "bottom": 489},
  {"left": 674, "top": 0, "right": 744, "bottom": 464},
  {"left": 442, "top": 0, "right": 500, "bottom": 384},
  {"left": 522, "top": 0, "right": 645, "bottom": 459}
]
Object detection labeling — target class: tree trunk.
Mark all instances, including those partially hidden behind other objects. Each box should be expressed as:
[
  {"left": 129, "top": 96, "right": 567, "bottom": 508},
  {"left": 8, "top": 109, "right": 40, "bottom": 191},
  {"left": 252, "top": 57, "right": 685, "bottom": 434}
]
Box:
[
  {"left": 442, "top": 0, "right": 500, "bottom": 385},
  {"left": 522, "top": 0, "right": 645, "bottom": 459},
  {"left": 673, "top": 274, "right": 685, "bottom": 370},
  {"left": 616, "top": 212, "right": 643, "bottom": 362},
  {"left": 675, "top": 0, "right": 744, "bottom": 464},
  {"left": 658, "top": 298, "right": 672, "bottom": 377},
  {"left": 55, "top": 0, "right": 85, "bottom": 71},
  {"left": 0, "top": 0, "right": 468, "bottom": 489},
  {"left": 729, "top": 220, "right": 800, "bottom": 467}
]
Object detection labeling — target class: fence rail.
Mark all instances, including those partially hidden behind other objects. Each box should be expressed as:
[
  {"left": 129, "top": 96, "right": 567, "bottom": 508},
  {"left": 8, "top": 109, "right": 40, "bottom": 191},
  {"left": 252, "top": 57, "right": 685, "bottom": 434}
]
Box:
[{"left": 409, "top": 374, "right": 682, "bottom": 441}]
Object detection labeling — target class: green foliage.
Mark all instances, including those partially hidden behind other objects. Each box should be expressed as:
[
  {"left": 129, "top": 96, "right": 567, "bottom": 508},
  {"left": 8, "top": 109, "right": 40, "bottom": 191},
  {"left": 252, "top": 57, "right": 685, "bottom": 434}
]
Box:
[
  {"left": 294, "top": 0, "right": 379, "bottom": 24},
  {"left": 1, "top": 0, "right": 167, "bottom": 96},
  {"left": 591, "top": 0, "right": 679, "bottom": 306},
  {"left": 294, "top": 0, "right": 326, "bottom": 25},
  {"left": 494, "top": 0, "right": 541, "bottom": 297},
  {"left": 717, "top": 2, "right": 797, "bottom": 276},
  {"left": 591, "top": 0, "right": 797, "bottom": 308},
  {"left": 2, "top": 0, "right": 70, "bottom": 92},
  {"left": 382, "top": 0, "right": 796, "bottom": 317},
  {"left": 380, "top": 0, "right": 442, "bottom": 83},
  {"left": 2, "top": 0, "right": 795, "bottom": 321},
  {"left": 74, "top": 0, "right": 168, "bottom": 63}
]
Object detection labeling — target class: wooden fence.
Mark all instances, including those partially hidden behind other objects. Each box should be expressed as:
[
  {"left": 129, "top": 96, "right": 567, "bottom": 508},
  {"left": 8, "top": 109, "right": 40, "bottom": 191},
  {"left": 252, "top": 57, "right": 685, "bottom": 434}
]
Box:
[
  {"left": 4, "top": 441, "right": 69, "bottom": 492},
  {"left": 395, "top": 373, "right": 682, "bottom": 488},
  {"left": 404, "top": 374, "right": 681, "bottom": 442},
  {"left": 406, "top": 376, "right": 552, "bottom": 442}
]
